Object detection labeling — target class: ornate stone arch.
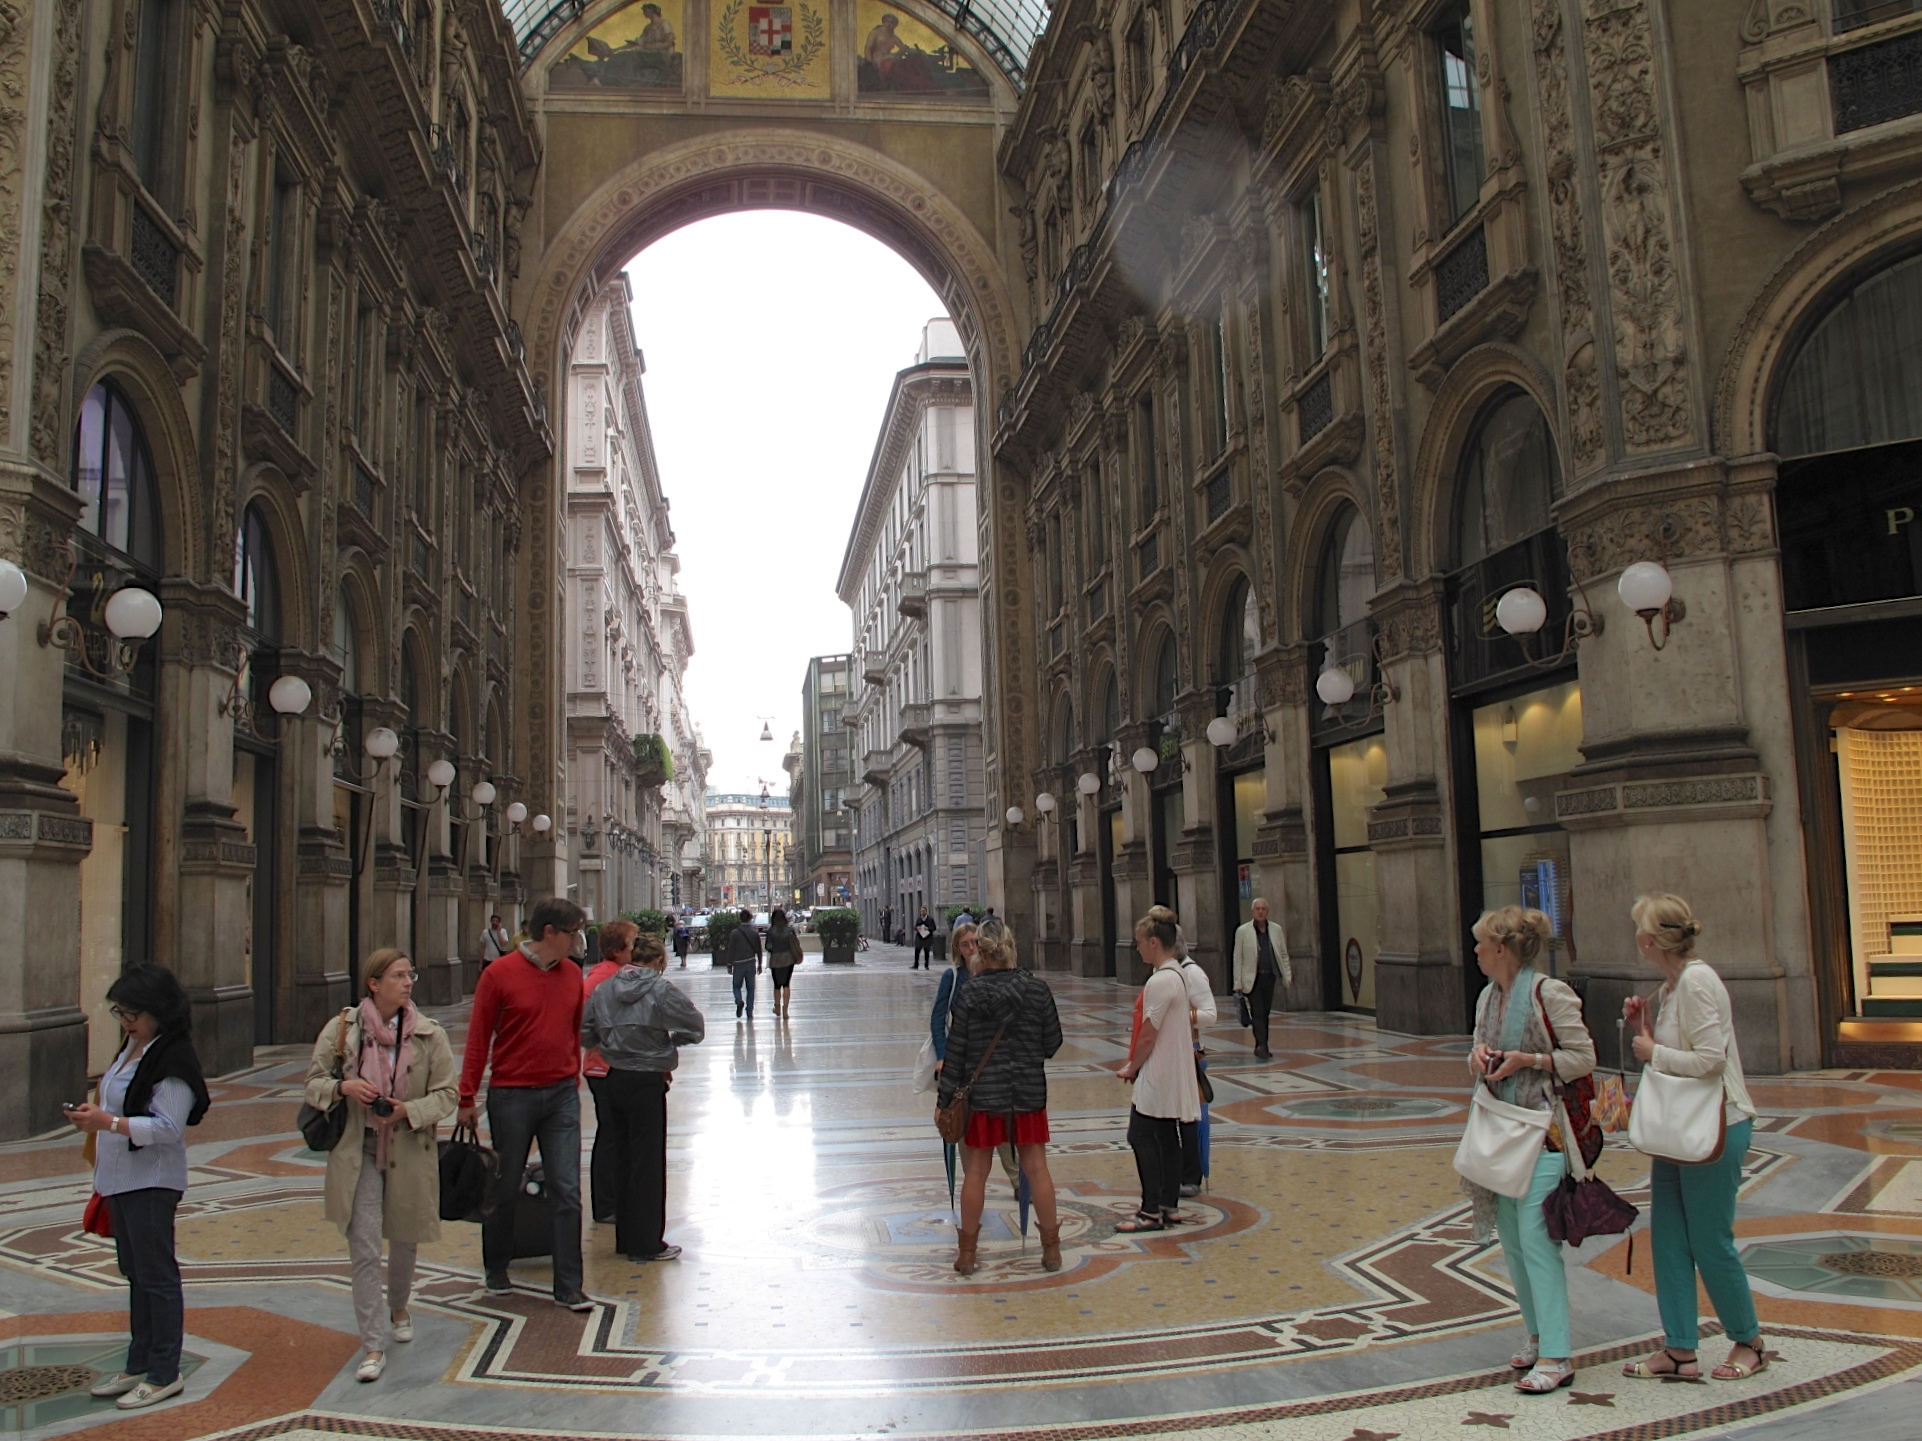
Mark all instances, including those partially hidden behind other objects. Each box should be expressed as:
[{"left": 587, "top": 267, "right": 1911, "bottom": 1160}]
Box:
[
  {"left": 68, "top": 329, "right": 201, "bottom": 582},
  {"left": 1131, "top": 608, "right": 1179, "bottom": 718},
  {"left": 236, "top": 466, "right": 313, "bottom": 650},
  {"left": 334, "top": 551, "right": 385, "bottom": 700},
  {"left": 1082, "top": 646, "right": 1119, "bottom": 741},
  {"left": 1196, "top": 549, "right": 1255, "bottom": 685},
  {"left": 1284, "top": 468, "right": 1376, "bottom": 642},
  {"left": 1045, "top": 683, "right": 1076, "bottom": 767},
  {"left": 1716, "top": 178, "right": 1922, "bottom": 457},
  {"left": 398, "top": 621, "right": 435, "bottom": 731},
  {"left": 1407, "top": 343, "right": 1563, "bottom": 579}
]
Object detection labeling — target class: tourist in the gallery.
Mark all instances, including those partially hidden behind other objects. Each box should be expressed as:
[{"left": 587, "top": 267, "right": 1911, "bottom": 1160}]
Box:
[
  {"left": 582, "top": 930, "right": 706, "bottom": 1263},
  {"left": 1231, "top": 898, "right": 1291, "bottom": 1061},
  {"left": 457, "top": 896, "right": 594, "bottom": 1311},
  {"left": 912, "top": 907, "right": 936, "bottom": 968},
  {"left": 1620, "top": 893, "right": 1767, "bottom": 1383},
  {"left": 65, "top": 963, "right": 211, "bottom": 1410},
  {"left": 766, "top": 907, "right": 804, "bottom": 1019},
  {"left": 305, "top": 949, "right": 457, "bottom": 1382},
  {"left": 929, "top": 921, "right": 981, "bottom": 1076},
  {"left": 480, "top": 913, "right": 512, "bottom": 968},
  {"left": 723, "top": 907, "right": 764, "bottom": 1019},
  {"left": 1173, "top": 924, "right": 1217, "bottom": 1198},
  {"left": 1463, "top": 906, "right": 1595, "bottom": 1394},
  {"left": 1115, "top": 906, "right": 1200, "bottom": 1233},
  {"left": 582, "top": 921, "right": 639, "bottom": 1224},
  {"left": 937, "top": 917, "right": 1065, "bottom": 1273}
]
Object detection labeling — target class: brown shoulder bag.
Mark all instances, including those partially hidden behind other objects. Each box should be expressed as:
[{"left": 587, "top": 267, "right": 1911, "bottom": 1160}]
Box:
[{"left": 934, "top": 1017, "right": 1010, "bottom": 1145}]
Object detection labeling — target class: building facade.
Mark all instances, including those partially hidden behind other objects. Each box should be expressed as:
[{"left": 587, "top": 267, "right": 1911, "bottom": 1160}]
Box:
[
  {"left": 703, "top": 790, "right": 795, "bottom": 910},
  {"left": 789, "top": 655, "right": 855, "bottom": 907},
  {"left": 0, "top": 0, "right": 554, "bottom": 1137},
  {"left": 561, "top": 274, "right": 706, "bottom": 921},
  {"left": 840, "top": 321, "right": 986, "bottom": 942}
]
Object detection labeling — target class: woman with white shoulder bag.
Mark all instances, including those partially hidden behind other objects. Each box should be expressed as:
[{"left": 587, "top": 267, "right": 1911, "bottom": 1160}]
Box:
[
  {"left": 1456, "top": 906, "right": 1595, "bottom": 1394},
  {"left": 1620, "top": 893, "right": 1765, "bottom": 1383}
]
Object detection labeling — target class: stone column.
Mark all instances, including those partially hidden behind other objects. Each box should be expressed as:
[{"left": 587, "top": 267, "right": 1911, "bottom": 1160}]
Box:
[
  {"left": 1369, "top": 584, "right": 1462, "bottom": 1035},
  {"left": 287, "top": 654, "right": 352, "bottom": 1041},
  {"left": 363, "top": 700, "right": 413, "bottom": 963},
  {"left": 1112, "top": 721, "right": 1158, "bottom": 984},
  {"left": 1066, "top": 745, "right": 1108, "bottom": 976},
  {"left": 0, "top": 473, "right": 92, "bottom": 1139},
  {"left": 1173, "top": 694, "right": 1227, "bottom": 992},
  {"left": 411, "top": 727, "right": 462, "bottom": 1007},
  {"left": 1253, "top": 646, "right": 1318, "bottom": 1008}
]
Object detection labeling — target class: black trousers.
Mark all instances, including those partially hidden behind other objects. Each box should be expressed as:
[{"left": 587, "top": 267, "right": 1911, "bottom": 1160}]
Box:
[
  {"left": 1179, "top": 1117, "right": 1204, "bottom": 1187},
  {"left": 1249, "top": 968, "right": 1278, "bottom": 1053},
  {"left": 606, "top": 1069, "right": 670, "bottom": 1259},
  {"left": 586, "top": 1073, "right": 616, "bottom": 1222},
  {"left": 1127, "top": 1108, "right": 1183, "bottom": 1216},
  {"left": 110, "top": 1187, "right": 184, "bottom": 1385}
]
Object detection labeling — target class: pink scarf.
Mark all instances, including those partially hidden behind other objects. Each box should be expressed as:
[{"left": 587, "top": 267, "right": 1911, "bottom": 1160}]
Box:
[{"left": 355, "top": 999, "right": 417, "bottom": 1171}]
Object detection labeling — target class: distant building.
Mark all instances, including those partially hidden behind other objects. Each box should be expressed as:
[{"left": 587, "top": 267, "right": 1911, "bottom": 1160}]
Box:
[
  {"left": 704, "top": 791, "right": 796, "bottom": 910},
  {"left": 838, "top": 321, "right": 984, "bottom": 940},
  {"left": 788, "top": 656, "right": 855, "bottom": 907}
]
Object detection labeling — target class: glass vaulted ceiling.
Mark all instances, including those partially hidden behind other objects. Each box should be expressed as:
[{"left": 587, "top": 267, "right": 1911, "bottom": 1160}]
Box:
[{"left": 500, "top": 0, "right": 1049, "bottom": 88}]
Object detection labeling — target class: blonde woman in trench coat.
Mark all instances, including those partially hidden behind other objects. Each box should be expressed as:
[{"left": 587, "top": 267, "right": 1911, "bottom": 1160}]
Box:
[{"left": 304, "top": 949, "right": 458, "bottom": 1382}]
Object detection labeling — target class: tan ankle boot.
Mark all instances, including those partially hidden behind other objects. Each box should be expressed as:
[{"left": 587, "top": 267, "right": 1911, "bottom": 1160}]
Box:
[
  {"left": 1038, "top": 1222, "right": 1062, "bottom": 1272},
  {"left": 954, "top": 1226, "right": 980, "bottom": 1275}
]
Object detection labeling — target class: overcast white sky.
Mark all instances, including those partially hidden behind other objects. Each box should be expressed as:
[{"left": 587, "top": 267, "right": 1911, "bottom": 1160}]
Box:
[{"left": 622, "top": 211, "right": 946, "bottom": 796}]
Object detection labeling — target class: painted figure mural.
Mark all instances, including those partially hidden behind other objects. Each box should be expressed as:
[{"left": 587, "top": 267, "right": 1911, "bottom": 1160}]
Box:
[
  {"left": 856, "top": 3, "right": 989, "bottom": 99},
  {"left": 552, "top": 1, "right": 685, "bottom": 92}
]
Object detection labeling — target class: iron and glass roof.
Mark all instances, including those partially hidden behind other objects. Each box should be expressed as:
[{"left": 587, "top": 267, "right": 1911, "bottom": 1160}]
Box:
[{"left": 499, "top": 0, "right": 1048, "bottom": 87}]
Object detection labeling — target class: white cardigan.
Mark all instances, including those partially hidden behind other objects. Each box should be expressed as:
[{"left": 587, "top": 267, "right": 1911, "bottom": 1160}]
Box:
[
  {"left": 1651, "top": 959, "right": 1758, "bottom": 1124},
  {"left": 1231, "top": 919, "right": 1293, "bottom": 993}
]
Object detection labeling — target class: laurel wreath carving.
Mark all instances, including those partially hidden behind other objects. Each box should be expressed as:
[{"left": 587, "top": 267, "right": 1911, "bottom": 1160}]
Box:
[{"left": 716, "top": 1, "right": 826, "bottom": 88}]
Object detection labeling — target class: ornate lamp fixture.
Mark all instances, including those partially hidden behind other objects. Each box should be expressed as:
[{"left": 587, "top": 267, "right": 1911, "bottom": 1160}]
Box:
[
  {"left": 1493, "top": 580, "right": 1603, "bottom": 669},
  {"left": 1617, "top": 561, "right": 1686, "bottom": 650},
  {"left": 1076, "top": 770, "right": 1103, "bottom": 797},
  {"left": 35, "top": 545, "right": 163, "bottom": 680}
]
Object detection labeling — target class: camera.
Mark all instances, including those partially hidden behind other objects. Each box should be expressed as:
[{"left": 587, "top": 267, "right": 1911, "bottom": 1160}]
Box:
[{"left": 369, "top": 1096, "right": 395, "bottom": 1118}]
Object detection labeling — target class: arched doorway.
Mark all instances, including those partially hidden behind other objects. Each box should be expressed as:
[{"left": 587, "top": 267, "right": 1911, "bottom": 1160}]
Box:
[{"left": 1772, "top": 249, "right": 1922, "bottom": 1025}]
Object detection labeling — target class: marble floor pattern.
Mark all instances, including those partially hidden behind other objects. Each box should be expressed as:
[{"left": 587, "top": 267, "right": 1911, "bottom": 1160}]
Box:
[{"left": 5, "top": 945, "right": 1922, "bottom": 1441}]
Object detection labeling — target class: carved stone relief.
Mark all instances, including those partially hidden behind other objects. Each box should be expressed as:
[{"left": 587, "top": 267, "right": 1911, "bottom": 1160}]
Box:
[
  {"left": 29, "top": 0, "right": 81, "bottom": 466},
  {"left": 1354, "top": 154, "right": 1405, "bottom": 581},
  {"left": 0, "top": 0, "right": 28, "bottom": 445}
]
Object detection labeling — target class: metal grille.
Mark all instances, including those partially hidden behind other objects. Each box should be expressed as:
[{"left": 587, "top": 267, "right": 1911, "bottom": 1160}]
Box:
[
  {"left": 1435, "top": 225, "right": 1489, "bottom": 324},
  {"left": 1298, "top": 371, "right": 1334, "bottom": 444},
  {"left": 267, "top": 365, "right": 299, "bottom": 434},
  {"left": 1832, "top": 30, "right": 1922, "bottom": 133},
  {"left": 129, "top": 206, "right": 179, "bottom": 307},
  {"left": 354, "top": 463, "right": 377, "bottom": 519},
  {"left": 1206, "top": 469, "right": 1231, "bottom": 523},
  {"left": 1049, "top": 621, "right": 1064, "bottom": 657},
  {"left": 412, "top": 532, "right": 430, "bottom": 577},
  {"left": 1138, "top": 531, "right": 1159, "bottom": 580},
  {"left": 1088, "top": 579, "right": 1107, "bottom": 621}
]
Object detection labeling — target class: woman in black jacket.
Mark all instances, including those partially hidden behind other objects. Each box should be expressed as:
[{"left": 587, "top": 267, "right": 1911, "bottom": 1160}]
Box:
[{"left": 936, "top": 917, "right": 1063, "bottom": 1275}]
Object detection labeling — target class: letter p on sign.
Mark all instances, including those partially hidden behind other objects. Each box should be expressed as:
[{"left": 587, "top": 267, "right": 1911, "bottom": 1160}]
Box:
[{"left": 1891, "top": 506, "right": 1918, "bottom": 535}]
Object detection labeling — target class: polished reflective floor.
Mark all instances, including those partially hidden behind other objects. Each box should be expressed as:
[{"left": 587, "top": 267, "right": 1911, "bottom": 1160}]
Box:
[{"left": 5, "top": 946, "right": 1922, "bottom": 1440}]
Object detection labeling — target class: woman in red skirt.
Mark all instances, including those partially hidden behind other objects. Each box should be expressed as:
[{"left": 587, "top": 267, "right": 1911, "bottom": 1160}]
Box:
[{"left": 936, "top": 917, "right": 1064, "bottom": 1274}]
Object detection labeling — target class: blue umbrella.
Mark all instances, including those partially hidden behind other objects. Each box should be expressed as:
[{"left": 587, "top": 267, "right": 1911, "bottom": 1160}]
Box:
[
  {"left": 1017, "top": 1165, "right": 1032, "bottom": 1238},
  {"left": 943, "top": 1140, "right": 957, "bottom": 1218},
  {"left": 1198, "top": 1053, "right": 1212, "bottom": 1181}
]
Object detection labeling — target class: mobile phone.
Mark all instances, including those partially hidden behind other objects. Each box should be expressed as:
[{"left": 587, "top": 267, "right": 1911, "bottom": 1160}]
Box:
[
  {"left": 1484, "top": 1050, "right": 1504, "bottom": 1076},
  {"left": 61, "top": 1101, "right": 80, "bottom": 1112}
]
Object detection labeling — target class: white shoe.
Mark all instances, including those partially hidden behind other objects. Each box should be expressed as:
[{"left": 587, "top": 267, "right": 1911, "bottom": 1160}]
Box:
[
  {"left": 89, "top": 1372, "right": 142, "bottom": 1398},
  {"left": 390, "top": 1312, "right": 414, "bottom": 1343},
  {"left": 356, "top": 1351, "right": 386, "bottom": 1383},
  {"left": 115, "top": 1378, "right": 184, "bottom": 1409}
]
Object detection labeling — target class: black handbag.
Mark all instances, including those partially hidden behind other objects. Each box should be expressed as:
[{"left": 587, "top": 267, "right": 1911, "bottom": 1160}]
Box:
[
  {"left": 1234, "top": 992, "right": 1254, "bottom": 1029},
  {"left": 438, "top": 1122, "right": 500, "bottom": 1223},
  {"left": 295, "top": 1009, "right": 353, "bottom": 1152}
]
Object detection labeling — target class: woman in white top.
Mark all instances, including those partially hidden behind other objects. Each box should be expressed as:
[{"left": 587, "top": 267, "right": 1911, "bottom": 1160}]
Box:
[
  {"left": 1115, "top": 906, "right": 1200, "bottom": 1231},
  {"left": 1620, "top": 893, "right": 1766, "bottom": 1383}
]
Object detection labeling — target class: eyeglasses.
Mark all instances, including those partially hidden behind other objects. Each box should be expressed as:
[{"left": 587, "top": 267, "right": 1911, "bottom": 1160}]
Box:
[
  {"left": 381, "top": 971, "right": 417, "bottom": 983},
  {"left": 108, "top": 1006, "right": 141, "bottom": 1022}
]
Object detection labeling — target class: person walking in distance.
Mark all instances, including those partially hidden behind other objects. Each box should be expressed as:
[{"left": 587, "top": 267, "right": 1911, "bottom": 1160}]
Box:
[
  {"left": 673, "top": 919, "right": 692, "bottom": 969},
  {"left": 913, "top": 909, "right": 936, "bottom": 969},
  {"left": 582, "top": 932, "right": 706, "bottom": 1263},
  {"left": 765, "top": 908, "right": 803, "bottom": 1019},
  {"left": 480, "top": 914, "right": 511, "bottom": 969},
  {"left": 1115, "top": 906, "right": 1199, "bottom": 1231},
  {"left": 1232, "top": 898, "right": 1291, "bottom": 1060},
  {"left": 581, "top": 921, "right": 638, "bottom": 1225},
  {"left": 456, "top": 897, "right": 594, "bottom": 1311},
  {"left": 724, "top": 908, "right": 763, "bottom": 1019}
]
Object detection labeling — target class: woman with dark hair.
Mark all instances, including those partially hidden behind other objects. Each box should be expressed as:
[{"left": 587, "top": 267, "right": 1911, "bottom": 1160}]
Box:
[
  {"left": 306, "top": 949, "right": 457, "bottom": 1382},
  {"left": 65, "top": 964, "right": 211, "bottom": 1410},
  {"left": 765, "top": 908, "right": 803, "bottom": 1020}
]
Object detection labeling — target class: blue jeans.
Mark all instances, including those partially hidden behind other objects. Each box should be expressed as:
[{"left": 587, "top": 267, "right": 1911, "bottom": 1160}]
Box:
[
  {"left": 1652, "top": 1118, "right": 1759, "bottom": 1350},
  {"left": 1494, "top": 1149, "right": 1573, "bottom": 1358},
  {"left": 482, "top": 1081, "right": 584, "bottom": 1300},
  {"left": 110, "top": 1188, "right": 183, "bottom": 1385},
  {"left": 731, "top": 964, "right": 757, "bottom": 1015}
]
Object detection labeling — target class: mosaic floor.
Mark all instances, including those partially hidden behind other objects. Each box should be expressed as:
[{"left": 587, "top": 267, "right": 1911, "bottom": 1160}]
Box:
[{"left": 6, "top": 944, "right": 1922, "bottom": 1441}]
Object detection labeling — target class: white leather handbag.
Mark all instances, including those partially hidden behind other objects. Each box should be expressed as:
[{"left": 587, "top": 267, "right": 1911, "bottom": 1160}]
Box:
[
  {"left": 1453, "top": 1082, "right": 1553, "bottom": 1197},
  {"left": 911, "top": 1036, "right": 940, "bottom": 1094},
  {"left": 1628, "top": 1066, "right": 1726, "bottom": 1164}
]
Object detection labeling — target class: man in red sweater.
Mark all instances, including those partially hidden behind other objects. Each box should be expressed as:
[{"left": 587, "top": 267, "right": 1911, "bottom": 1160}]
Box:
[{"left": 457, "top": 896, "right": 592, "bottom": 1309}]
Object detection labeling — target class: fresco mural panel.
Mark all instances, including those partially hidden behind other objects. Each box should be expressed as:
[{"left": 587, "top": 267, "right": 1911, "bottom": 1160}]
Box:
[
  {"left": 856, "top": 2, "right": 988, "bottom": 100},
  {"left": 550, "top": 0, "right": 686, "bottom": 92}
]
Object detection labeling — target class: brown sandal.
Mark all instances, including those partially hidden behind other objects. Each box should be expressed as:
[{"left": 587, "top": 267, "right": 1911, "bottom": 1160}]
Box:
[
  {"left": 1624, "top": 1348, "right": 1700, "bottom": 1379},
  {"left": 1713, "top": 1339, "right": 1769, "bottom": 1380}
]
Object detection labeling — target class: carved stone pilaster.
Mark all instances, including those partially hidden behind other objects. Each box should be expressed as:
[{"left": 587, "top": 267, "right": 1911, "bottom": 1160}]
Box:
[{"left": 28, "top": 0, "right": 82, "bottom": 466}]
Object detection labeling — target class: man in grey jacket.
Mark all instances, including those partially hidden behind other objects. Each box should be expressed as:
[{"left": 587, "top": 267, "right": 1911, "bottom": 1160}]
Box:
[{"left": 581, "top": 934, "right": 706, "bottom": 1262}]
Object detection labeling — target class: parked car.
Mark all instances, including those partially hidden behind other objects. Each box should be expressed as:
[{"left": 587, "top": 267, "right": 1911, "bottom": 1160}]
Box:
[{"left": 689, "top": 911, "right": 712, "bottom": 947}]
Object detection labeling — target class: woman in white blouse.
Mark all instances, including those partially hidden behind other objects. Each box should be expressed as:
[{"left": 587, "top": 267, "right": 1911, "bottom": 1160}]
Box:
[{"left": 1620, "top": 893, "right": 1766, "bottom": 1383}]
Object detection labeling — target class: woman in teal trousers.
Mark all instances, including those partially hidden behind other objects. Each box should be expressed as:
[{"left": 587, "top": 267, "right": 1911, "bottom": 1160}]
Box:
[
  {"left": 1465, "top": 906, "right": 1596, "bottom": 1394},
  {"left": 1621, "top": 893, "right": 1766, "bottom": 1382}
]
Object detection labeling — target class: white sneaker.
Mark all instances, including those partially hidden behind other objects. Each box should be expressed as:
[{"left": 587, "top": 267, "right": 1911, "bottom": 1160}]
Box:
[
  {"left": 115, "top": 1378, "right": 184, "bottom": 1409},
  {"left": 356, "top": 1351, "right": 386, "bottom": 1383},
  {"left": 88, "top": 1372, "right": 142, "bottom": 1398}
]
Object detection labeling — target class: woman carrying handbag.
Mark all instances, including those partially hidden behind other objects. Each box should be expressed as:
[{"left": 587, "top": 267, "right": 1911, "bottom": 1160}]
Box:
[
  {"left": 1619, "top": 894, "right": 1766, "bottom": 1383},
  {"left": 1457, "top": 906, "right": 1595, "bottom": 1395}
]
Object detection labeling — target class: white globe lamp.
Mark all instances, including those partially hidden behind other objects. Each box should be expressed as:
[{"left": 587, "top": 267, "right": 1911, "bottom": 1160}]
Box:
[
  {"left": 266, "top": 675, "right": 312, "bottom": 715},
  {"left": 1076, "top": 771, "right": 1102, "bottom": 796},
  {"left": 505, "top": 801, "right": 528, "bottom": 824},
  {"left": 1131, "top": 746, "right": 1159, "bottom": 774},
  {"left": 427, "top": 757, "right": 458, "bottom": 790},
  {"left": 0, "top": 559, "right": 28, "bottom": 618},
  {"left": 103, "top": 586, "right": 163, "bottom": 640},
  {"left": 1618, "top": 561, "right": 1673, "bottom": 616},
  {"left": 1205, "top": 715, "right": 1238, "bottom": 748},
  {"left": 1316, "top": 666, "right": 1357, "bottom": 706},
  {"left": 471, "top": 780, "right": 498, "bottom": 807},
  {"left": 364, "top": 726, "right": 400, "bottom": 760},
  {"left": 531, "top": 812, "right": 552, "bottom": 833},
  {"left": 1034, "top": 791, "right": 1057, "bottom": 814},
  {"left": 1004, "top": 806, "right": 1024, "bottom": 826},
  {"left": 1495, "top": 586, "right": 1549, "bottom": 636}
]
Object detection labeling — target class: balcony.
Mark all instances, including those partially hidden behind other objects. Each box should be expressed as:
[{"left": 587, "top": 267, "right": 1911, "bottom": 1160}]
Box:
[
  {"left": 862, "top": 651, "right": 888, "bottom": 686},
  {"left": 899, "top": 702, "right": 931, "bottom": 750},
  {"left": 896, "top": 572, "right": 928, "bottom": 619},
  {"left": 863, "top": 749, "right": 891, "bottom": 786}
]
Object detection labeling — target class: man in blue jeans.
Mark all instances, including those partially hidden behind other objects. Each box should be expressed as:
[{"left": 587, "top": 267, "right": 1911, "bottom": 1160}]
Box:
[
  {"left": 724, "top": 910, "right": 762, "bottom": 1019},
  {"left": 457, "top": 896, "right": 593, "bottom": 1310}
]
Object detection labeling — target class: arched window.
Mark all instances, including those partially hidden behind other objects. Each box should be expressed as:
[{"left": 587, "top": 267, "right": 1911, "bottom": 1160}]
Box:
[
  {"left": 1150, "top": 631, "right": 1179, "bottom": 717},
  {"left": 333, "top": 588, "right": 361, "bottom": 696},
  {"left": 1316, "top": 505, "right": 1376, "bottom": 638},
  {"left": 234, "top": 503, "right": 279, "bottom": 638},
  {"left": 1052, "top": 694, "right": 1075, "bottom": 765},
  {"left": 1774, "top": 249, "right": 1922, "bottom": 459},
  {"left": 71, "top": 381, "right": 162, "bottom": 571},
  {"left": 1214, "top": 576, "right": 1259, "bottom": 684},
  {"left": 1453, "top": 390, "right": 1561, "bottom": 568}
]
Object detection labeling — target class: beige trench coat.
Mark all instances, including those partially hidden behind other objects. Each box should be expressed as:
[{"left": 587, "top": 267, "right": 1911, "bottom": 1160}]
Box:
[{"left": 303, "top": 1008, "right": 458, "bottom": 1244}]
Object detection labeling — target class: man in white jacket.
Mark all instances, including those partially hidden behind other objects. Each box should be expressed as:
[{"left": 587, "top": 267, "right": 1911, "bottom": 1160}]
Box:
[{"left": 1232, "top": 899, "right": 1291, "bottom": 1060}]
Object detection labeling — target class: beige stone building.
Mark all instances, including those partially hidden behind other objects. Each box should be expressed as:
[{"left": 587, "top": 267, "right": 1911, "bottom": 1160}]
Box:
[{"left": 704, "top": 790, "right": 795, "bottom": 911}]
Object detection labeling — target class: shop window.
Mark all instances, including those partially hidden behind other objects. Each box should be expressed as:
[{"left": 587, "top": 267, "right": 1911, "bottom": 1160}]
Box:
[
  {"left": 71, "top": 381, "right": 162, "bottom": 571},
  {"left": 1313, "top": 505, "right": 1379, "bottom": 733},
  {"left": 1469, "top": 680, "right": 1583, "bottom": 972},
  {"left": 1454, "top": 390, "right": 1562, "bottom": 568},
  {"left": 1836, "top": 719, "right": 1922, "bottom": 1016},
  {"left": 1326, "top": 735, "right": 1386, "bottom": 1010},
  {"left": 1433, "top": 2, "right": 1486, "bottom": 230}
]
